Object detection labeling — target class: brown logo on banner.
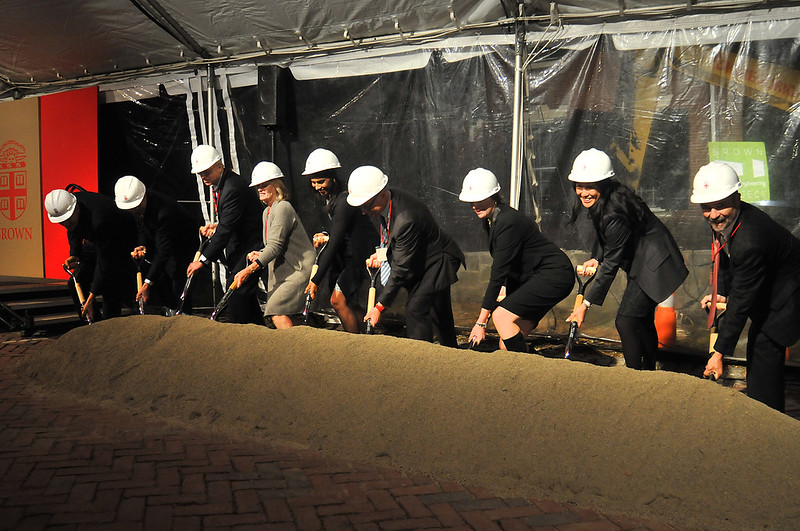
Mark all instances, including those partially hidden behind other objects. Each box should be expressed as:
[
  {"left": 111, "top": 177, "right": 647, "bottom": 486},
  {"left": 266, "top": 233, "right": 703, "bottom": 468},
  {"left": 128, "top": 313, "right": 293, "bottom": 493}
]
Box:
[{"left": 0, "top": 140, "right": 27, "bottom": 221}]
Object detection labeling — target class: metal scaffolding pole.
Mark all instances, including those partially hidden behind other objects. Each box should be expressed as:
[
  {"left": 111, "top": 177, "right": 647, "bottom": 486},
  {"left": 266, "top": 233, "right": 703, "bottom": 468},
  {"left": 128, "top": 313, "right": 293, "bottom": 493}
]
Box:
[{"left": 509, "top": 1, "right": 525, "bottom": 209}]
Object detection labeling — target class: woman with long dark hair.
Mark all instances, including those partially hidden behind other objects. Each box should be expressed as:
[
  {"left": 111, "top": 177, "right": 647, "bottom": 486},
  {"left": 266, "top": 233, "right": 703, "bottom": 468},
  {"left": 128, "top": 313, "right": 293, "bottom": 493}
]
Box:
[
  {"left": 566, "top": 148, "right": 688, "bottom": 369},
  {"left": 460, "top": 168, "right": 574, "bottom": 353}
]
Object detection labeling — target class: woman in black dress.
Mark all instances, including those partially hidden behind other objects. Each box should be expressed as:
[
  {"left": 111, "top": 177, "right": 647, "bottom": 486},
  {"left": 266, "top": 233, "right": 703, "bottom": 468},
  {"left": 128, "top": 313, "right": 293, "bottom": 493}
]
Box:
[{"left": 460, "top": 168, "right": 574, "bottom": 353}]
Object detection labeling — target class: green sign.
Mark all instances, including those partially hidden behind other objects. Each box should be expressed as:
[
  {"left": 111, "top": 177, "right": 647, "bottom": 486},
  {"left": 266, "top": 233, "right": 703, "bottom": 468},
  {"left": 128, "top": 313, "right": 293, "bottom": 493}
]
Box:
[{"left": 708, "top": 142, "right": 770, "bottom": 202}]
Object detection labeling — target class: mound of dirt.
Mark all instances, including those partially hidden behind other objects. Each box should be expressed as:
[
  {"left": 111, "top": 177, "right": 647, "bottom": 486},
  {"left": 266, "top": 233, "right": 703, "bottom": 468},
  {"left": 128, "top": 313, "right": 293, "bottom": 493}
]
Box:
[{"left": 18, "top": 315, "right": 800, "bottom": 530}]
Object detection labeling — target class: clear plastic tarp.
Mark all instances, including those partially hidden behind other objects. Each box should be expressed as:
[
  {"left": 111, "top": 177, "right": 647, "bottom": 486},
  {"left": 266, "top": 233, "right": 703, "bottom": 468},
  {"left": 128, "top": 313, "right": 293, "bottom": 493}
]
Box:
[{"left": 98, "top": 13, "right": 800, "bottom": 354}]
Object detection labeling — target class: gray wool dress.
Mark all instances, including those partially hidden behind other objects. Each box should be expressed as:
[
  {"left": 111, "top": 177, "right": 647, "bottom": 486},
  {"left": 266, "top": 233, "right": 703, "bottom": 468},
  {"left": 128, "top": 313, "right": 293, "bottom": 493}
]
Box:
[{"left": 255, "top": 200, "right": 315, "bottom": 316}]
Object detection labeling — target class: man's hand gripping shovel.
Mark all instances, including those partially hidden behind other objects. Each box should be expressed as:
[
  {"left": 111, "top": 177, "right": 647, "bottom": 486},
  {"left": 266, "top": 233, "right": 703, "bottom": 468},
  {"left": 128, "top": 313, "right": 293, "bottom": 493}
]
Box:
[
  {"left": 176, "top": 237, "right": 208, "bottom": 315},
  {"left": 131, "top": 250, "right": 148, "bottom": 315},
  {"left": 564, "top": 265, "right": 596, "bottom": 358},
  {"left": 704, "top": 301, "right": 727, "bottom": 382},
  {"left": 62, "top": 263, "right": 92, "bottom": 324},
  {"left": 365, "top": 259, "right": 381, "bottom": 334}
]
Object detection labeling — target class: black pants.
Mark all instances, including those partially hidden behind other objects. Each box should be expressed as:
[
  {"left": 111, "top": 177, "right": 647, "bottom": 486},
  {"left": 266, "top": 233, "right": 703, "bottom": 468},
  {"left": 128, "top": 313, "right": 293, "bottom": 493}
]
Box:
[
  {"left": 746, "top": 326, "right": 786, "bottom": 412},
  {"left": 405, "top": 285, "right": 457, "bottom": 347},
  {"left": 616, "top": 278, "right": 659, "bottom": 370}
]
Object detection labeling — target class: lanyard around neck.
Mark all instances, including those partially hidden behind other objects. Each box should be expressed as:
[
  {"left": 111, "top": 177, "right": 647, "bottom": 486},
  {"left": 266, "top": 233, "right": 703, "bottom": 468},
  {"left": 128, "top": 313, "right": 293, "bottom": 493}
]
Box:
[{"left": 380, "top": 198, "right": 392, "bottom": 245}]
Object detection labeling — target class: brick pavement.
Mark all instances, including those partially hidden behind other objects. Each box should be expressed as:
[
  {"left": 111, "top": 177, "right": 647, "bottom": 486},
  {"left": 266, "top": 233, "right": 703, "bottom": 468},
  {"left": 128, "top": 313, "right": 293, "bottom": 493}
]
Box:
[{"left": 0, "top": 336, "right": 686, "bottom": 530}]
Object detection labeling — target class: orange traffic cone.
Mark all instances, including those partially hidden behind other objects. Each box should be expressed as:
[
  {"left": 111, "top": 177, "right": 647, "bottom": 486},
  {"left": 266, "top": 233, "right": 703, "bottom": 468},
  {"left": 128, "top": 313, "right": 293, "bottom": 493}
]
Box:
[{"left": 655, "top": 293, "right": 677, "bottom": 348}]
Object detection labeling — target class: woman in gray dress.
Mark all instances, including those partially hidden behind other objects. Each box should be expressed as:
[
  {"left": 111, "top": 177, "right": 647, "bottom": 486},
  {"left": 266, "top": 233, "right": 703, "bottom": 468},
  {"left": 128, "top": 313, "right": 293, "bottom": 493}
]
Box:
[{"left": 234, "top": 162, "right": 315, "bottom": 328}]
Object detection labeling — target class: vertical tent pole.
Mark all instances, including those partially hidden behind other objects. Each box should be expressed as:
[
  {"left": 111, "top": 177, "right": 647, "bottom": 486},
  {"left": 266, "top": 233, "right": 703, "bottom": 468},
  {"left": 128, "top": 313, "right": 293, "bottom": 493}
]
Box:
[
  {"left": 206, "top": 64, "right": 219, "bottom": 296},
  {"left": 509, "top": 1, "right": 525, "bottom": 209}
]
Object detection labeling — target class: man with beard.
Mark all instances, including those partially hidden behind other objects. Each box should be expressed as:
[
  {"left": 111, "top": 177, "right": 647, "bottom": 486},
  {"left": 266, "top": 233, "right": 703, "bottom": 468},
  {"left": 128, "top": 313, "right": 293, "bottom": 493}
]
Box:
[
  {"left": 302, "top": 149, "right": 378, "bottom": 332},
  {"left": 692, "top": 161, "right": 800, "bottom": 411}
]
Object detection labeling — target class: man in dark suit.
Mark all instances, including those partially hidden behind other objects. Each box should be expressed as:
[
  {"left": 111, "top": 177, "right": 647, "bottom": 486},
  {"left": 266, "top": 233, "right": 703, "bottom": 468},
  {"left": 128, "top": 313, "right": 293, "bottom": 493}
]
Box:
[
  {"left": 347, "top": 165, "right": 465, "bottom": 347},
  {"left": 692, "top": 161, "right": 800, "bottom": 411},
  {"left": 185, "top": 145, "right": 264, "bottom": 324},
  {"left": 114, "top": 175, "right": 199, "bottom": 313},
  {"left": 45, "top": 188, "right": 139, "bottom": 321}
]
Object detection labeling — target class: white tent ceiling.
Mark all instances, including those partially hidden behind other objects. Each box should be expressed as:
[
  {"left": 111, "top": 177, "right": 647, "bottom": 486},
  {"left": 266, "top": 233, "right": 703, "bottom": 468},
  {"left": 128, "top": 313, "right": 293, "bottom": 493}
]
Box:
[{"left": 0, "top": 0, "right": 795, "bottom": 99}]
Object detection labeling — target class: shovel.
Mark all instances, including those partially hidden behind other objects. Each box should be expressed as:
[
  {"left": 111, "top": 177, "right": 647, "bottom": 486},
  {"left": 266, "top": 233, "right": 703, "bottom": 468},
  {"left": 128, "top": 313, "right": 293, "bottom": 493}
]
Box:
[
  {"left": 365, "top": 262, "right": 380, "bottom": 334},
  {"left": 63, "top": 263, "right": 92, "bottom": 324},
  {"left": 564, "top": 265, "right": 596, "bottom": 358},
  {"left": 303, "top": 232, "right": 329, "bottom": 325},
  {"left": 704, "top": 301, "right": 727, "bottom": 381},
  {"left": 209, "top": 276, "right": 240, "bottom": 321},
  {"left": 132, "top": 253, "right": 146, "bottom": 315},
  {"left": 176, "top": 237, "right": 208, "bottom": 315}
]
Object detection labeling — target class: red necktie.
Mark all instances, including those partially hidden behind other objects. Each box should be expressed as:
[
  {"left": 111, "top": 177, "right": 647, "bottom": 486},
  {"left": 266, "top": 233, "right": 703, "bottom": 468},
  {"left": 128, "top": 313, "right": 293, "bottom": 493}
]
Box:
[
  {"left": 709, "top": 237, "right": 720, "bottom": 328},
  {"left": 212, "top": 188, "right": 220, "bottom": 214}
]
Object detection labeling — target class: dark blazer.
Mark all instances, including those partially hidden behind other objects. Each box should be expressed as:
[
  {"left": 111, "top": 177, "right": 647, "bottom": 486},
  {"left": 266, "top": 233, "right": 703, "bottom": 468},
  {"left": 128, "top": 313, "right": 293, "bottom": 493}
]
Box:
[
  {"left": 202, "top": 168, "right": 263, "bottom": 269},
  {"left": 379, "top": 188, "right": 465, "bottom": 307},
  {"left": 311, "top": 191, "right": 379, "bottom": 285},
  {"left": 586, "top": 207, "right": 688, "bottom": 306},
  {"left": 67, "top": 191, "right": 138, "bottom": 295},
  {"left": 482, "top": 205, "right": 573, "bottom": 311},
  {"left": 715, "top": 202, "right": 800, "bottom": 353},
  {"left": 138, "top": 189, "right": 198, "bottom": 283}
]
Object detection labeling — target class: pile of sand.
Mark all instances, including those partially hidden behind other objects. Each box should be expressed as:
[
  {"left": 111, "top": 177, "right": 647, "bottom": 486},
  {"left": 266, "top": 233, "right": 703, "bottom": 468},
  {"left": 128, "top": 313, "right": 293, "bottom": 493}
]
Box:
[{"left": 18, "top": 315, "right": 800, "bottom": 530}]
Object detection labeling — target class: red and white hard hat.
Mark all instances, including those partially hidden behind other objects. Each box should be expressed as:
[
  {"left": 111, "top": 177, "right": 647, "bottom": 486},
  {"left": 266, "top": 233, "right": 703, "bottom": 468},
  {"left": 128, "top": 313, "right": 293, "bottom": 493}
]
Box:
[
  {"left": 114, "top": 175, "right": 146, "bottom": 210},
  {"left": 44, "top": 189, "right": 77, "bottom": 223},
  {"left": 346, "top": 166, "right": 388, "bottom": 206},
  {"left": 302, "top": 148, "right": 341, "bottom": 175},
  {"left": 190, "top": 145, "right": 222, "bottom": 174},
  {"left": 249, "top": 161, "right": 284, "bottom": 187},
  {"left": 459, "top": 168, "right": 501, "bottom": 202},
  {"left": 690, "top": 161, "right": 742, "bottom": 204},
  {"left": 568, "top": 148, "right": 615, "bottom": 183}
]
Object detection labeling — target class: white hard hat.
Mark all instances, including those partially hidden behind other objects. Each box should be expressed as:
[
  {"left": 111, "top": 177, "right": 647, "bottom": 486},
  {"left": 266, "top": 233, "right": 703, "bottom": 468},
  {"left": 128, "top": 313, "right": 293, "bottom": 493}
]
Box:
[
  {"left": 690, "top": 161, "right": 743, "bottom": 204},
  {"left": 44, "top": 189, "right": 77, "bottom": 223},
  {"left": 250, "top": 161, "right": 284, "bottom": 187},
  {"left": 346, "top": 166, "right": 389, "bottom": 206},
  {"left": 190, "top": 145, "right": 222, "bottom": 174},
  {"left": 302, "top": 148, "right": 341, "bottom": 175},
  {"left": 459, "top": 168, "right": 501, "bottom": 202},
  {"left": 568, "top": 148, "right": 615, "bottom": 183},
  {"left": 114, "top": 175, "right": 146, "bottom": 210}
]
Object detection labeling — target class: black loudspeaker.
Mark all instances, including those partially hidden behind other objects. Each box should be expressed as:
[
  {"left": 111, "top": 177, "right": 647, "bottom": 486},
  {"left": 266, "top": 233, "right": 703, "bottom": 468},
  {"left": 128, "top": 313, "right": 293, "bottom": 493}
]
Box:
[{"left": 257, "top": 65, "right": 289, "bottom": 128}]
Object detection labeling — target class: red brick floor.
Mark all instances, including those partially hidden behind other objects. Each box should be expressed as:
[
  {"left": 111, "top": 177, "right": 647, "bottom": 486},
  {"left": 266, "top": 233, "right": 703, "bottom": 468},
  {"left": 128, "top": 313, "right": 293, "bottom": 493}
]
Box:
[{"left": 0, "top": 337, "right": 687, "bottom": 530}]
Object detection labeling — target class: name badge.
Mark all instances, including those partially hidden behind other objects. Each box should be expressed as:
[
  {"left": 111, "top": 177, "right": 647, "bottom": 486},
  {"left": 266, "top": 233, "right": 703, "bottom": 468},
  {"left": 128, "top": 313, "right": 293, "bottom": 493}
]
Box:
[{"left": 375, "top": 247, "right": 388, "bottom": 262}]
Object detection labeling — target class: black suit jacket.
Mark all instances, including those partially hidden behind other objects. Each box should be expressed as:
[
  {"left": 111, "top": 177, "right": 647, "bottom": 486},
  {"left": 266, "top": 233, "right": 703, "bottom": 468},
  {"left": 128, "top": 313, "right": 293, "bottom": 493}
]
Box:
[
  {"left": 586, "top": 206, "right": 688, "bottom": 306},
  {"left": 202, "top": 168, "right": 263, "bottom": 269},
  {"left": 482, "top": 205, "right": 573, "bottom": 311},
  {"left": 715, "top": 202, "right": 800, "bottom": 353},
  {"left": 311, "top": 191, "right": 379, "bottom": 285},
  {"left": 67, "top": 191, "right": 138, "bottom": 295},
  {"left": 379, "top": 189, "right": 465, "bottom": 307},
  {"left": 139, "top": 189, "right": 199, "bottom": 283}
]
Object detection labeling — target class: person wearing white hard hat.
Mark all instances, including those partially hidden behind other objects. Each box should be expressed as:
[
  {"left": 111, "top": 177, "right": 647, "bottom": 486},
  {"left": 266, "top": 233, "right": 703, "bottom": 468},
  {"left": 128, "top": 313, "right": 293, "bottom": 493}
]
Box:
[
  {"left": 114, "top": 175, "right": 199, "bottom": 313},
  {"left": 565, "top": 148, "right": 687, "bottom": 370},
  {"left": 45, "top": 186, "right": 139, "bottom": 321},
  {"left": 348, "top": 165, "right": 465, "bottom": 346},
  {"left": 459, "top": 169, "right": 574, "bottom": 353},
  {"left": 692, "top": 161, "right": 800, "bottom": 411},
  {"left": 233, "top": 162, "right": 315, "bottom": 328},
  {"left": 185, "top": 145, "right": 263, "bottom": 324},
  {"left": 301, "top": 148, "right": 379, "bottom": 333}
]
